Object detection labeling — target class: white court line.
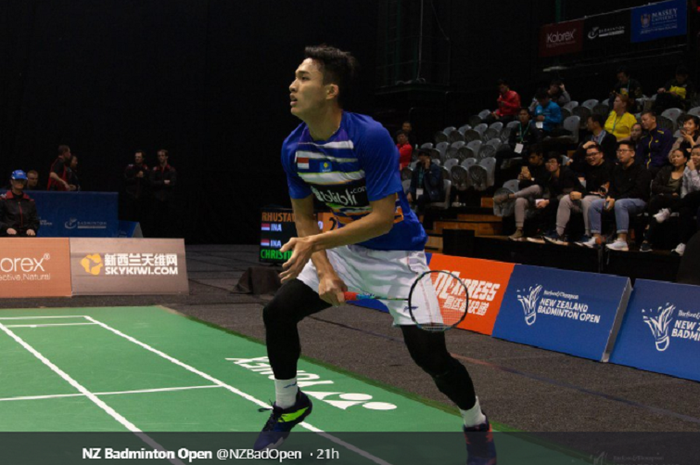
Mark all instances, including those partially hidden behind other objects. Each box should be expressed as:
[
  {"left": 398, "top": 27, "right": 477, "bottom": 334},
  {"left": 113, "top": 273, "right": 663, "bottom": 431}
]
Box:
[
  {"left": 0, "top": 315, "right": 87, "bottom": 321},
  {"left": 0, "top": 385, "right": 222, "bottom": 402},
  {"left": 84, "top": 316, "right": 394, "bottom": 465},
  {"left": 0, "top": 322, "right": 186, "bottom": 465},
  {"left": 5, "top": 322, "right": 97, "bottom": 328}
]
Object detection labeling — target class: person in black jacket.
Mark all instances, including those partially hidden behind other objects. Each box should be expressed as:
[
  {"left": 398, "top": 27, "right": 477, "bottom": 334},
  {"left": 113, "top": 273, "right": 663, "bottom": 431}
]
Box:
[
  {"left": 124, "top": 150, "right": 150, "bottom": 222},
  {"left": 407, "top": 149, "right": 444, "bottom": 213},
  {"left": 495, "top": 108, "right": 542, "bottom": 186},
  {"left": 548, "top": 143, "right": 612, "bottom": 245},
  {"left": 0, "top": 170, "right": 40, "bottom": 237},
  {"left": 579, "top": 141, "right": 651, "bottom": 250},
  {"left": 493, "top": 145, "right": 548, "bottom": 240},
  {"left": 571, "top": 114, "right": 618, "bottom": 173},
  {"left": 529, "top": 153, "right": 582, "bottom": 243},
  {"left": 639, "top": 148, "right": 688, "bottom": 252},
  {"left": 149, "top": 149, "right": 178, "bottom": 237}
]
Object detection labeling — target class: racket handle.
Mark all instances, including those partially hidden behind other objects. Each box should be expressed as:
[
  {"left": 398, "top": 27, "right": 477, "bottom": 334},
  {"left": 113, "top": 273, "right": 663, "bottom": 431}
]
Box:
[{"left": 343, "top": 291, "right": 360, "bottom": 301}]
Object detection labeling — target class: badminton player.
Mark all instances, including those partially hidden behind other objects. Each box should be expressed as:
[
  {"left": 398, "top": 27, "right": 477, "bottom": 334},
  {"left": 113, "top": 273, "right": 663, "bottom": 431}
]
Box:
[{"left": 255, "top": 45, "right": 495, "bottom": 464}]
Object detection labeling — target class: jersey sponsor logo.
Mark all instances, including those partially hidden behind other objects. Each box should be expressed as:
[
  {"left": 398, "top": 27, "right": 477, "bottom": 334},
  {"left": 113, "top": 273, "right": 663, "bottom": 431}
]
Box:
[
  {"left": 309, "top": 183, "right": 368, "bottom": 207},
  {"left": 320, "top": 162, "right": 332, "bottom": 173}
]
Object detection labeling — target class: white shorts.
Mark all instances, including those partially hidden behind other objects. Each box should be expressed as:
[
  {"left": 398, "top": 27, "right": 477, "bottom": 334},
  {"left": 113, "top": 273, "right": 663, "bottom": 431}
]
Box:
[{"left": 297, "top": 245, "right": 442, "bottom": 326}]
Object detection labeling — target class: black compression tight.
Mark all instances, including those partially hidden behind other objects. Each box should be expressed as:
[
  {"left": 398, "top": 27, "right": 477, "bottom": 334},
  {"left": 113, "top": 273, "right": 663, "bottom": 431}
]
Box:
[{"left": 262, "top": 279, "right": 477, "bottom": 410}]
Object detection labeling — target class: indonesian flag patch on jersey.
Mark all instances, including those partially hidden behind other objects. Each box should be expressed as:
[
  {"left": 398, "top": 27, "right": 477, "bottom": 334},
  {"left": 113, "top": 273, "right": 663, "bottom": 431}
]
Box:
[{"left": 296, "top": 156, "right": 310, "bottom": 170}]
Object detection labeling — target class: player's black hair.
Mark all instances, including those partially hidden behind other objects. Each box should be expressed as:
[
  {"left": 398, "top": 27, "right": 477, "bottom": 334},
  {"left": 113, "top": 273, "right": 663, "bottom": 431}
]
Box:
[
  {"left": 304, "top": 45, "right": 358, "bottom": 108},
  {"left": 546, "top": 152, "right": 561, "bottom": 163}
]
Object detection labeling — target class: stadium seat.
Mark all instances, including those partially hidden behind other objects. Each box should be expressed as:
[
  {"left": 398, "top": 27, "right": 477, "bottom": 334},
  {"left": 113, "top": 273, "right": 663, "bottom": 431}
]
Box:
[
  {"left": 465, "top": 140, "right": 483, "bottom": 159},
  {"left": 484, "top": 122, "right": 503, "bottom": 141},
  {"left": 502, "top": 179, "right": 520, "bottom": 193},
  {"left": 479, "top": 156, "right": 497, "bottom": 188},
  {"left": 401, "top": 166, "right": 413, "bottom": 181},
  {"left": 428, "top": 179, "right": 452, "bottom": 210},
  {"left": 661, "top": 108, "right": 684, "bottom": 130},
  {"left": 562, "top": 101, "right": 579, "bottom": 112},
  {"left": 688, "top": 107, "right": 700, "bottom": 117},
  {"left": 555, "top": 115, "right": 581, "bottom": 145},
  {"left": 448, "top": 141, "right": 466, "bottom": 158},
  {"left": 450, "top": 165, "right": 471, "bottom": 191},
  {"left": 468, "top": 164, "right": 489, "bottom": 191},
  {"left": 443, "top": 158, "right": 459, "bottom": 170},
  {"left": 582, "top": 99, "right": 599, "bottom": 110}
]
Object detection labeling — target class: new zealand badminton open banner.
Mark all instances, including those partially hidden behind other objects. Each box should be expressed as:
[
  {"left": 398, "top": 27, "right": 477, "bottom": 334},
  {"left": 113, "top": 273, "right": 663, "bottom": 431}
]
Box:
[
  {"left": 428, "top": 254, "right": 515, "bottom": 336},
  {"left": 69, "top": 238, "right": 189, "bottom": 295},
  {"left": 492, "top": 265, "right": 631, "bottom": 361},
  {"left": 610, "top": 280, "right": 700, "bottom": 382},
  {"left": 631, "top": 0, "right": 687, "bottom": 43},
  {"left": 0, "top": 238, "right": 72, "bottom": 298}
]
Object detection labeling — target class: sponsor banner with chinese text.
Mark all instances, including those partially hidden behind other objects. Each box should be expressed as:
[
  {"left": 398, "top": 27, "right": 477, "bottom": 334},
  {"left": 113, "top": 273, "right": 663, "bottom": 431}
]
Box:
[
  {"left": 428, "top": 254, "right": 514, "bottom": 335},
  {"left": 0, "top": 238, "right": 72, "bottom": 298},
  {"left": 610, "top": 279, "right": 700, "bottom": 382},
  {"left": 70, "top": 238, "right": 188, "bottom": 295},
  {"left": 583, "top": 10, "right": 630, "bottom": 50},
  {"left": 631, "top": 0, "right": 687, "bottom": 43},
  {"left": 492, "top": 265, "right": 631, "bottom": 361},
  {"left": 539, "top": 20, "right": 584, "bottom": 57}
]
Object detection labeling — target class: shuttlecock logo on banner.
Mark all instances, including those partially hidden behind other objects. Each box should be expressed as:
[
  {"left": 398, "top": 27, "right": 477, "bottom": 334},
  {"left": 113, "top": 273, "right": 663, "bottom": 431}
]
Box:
[
  {"left": 517, "top": 284, "right": 543, "bottom": 326},
  {"left": 642, "top": 303, "right": 675, "bottom": 352}
]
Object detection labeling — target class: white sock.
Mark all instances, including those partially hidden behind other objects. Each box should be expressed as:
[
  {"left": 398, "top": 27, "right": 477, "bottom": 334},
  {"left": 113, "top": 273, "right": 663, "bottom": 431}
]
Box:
[
  {"left": 460, "top": 397, "right": 487, "bottom": 428},
  {"left": 274, "top": 377, "right": 299, "bottom": 408}
]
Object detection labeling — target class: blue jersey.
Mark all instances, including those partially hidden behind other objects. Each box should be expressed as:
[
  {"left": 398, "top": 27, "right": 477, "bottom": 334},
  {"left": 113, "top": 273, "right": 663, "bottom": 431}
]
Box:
[{"left": 281, "top": 112, "right": 427, "bottom": 251}]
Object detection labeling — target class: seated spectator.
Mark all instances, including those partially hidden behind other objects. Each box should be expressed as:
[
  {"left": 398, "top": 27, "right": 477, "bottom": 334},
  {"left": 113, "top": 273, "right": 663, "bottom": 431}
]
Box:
[
  {"left": 605, "top": 94, "right": 637, "bottom": 141},
  {"left": 671, "top": 115, "right": 700, "bottom": 157},
  {"left": 533, "top": 88, "right": 563, "bottom": 136},
  {"left": 654, "top": 65, "right": 695, "bottom": 113},
  {"left": 637, "top": 111, "right": 674, "bottom": 176},
  {"left": 624, "top": 122, "right": 643, "bottom": 145},
  {"left": 578, "top": 141, "right": 651, "bottom": 250},
  {"left": 487, "top": 79, "right": 521, "bottom": 124},
  {"left": 0, "top": 170, "right": 39, "bottom": 237},
  {"left": 639, "top": 148, "right": 688, "bottom": 252},
  {"left": 547, "top": 143, "right": 612, "bottom": 245},
  {"left": 572, "top": 114, "right": 618, "bottom": 172},
  {"left": 47, "top": 145, "right": 76, "bottom": 191},
  {"left": 528, "top": 153, "right": 582, "bottom": 243},
  {"left": 610, "top": 66, "right": 643, "bottom": 111},
  {"left": 495, "top": 108, "right": 542, "bottom": 183},
  {"left": 493, "top": 145, "right": 548, "bottom": 240},
  {"left": 26, "top": 170, "right": 40, "bottom": 191},
  {"left": 548, "top": 79, "right": 571, "bottom": 108},
  {"left": 68, "top": 155, "right": 81, "bottom": 191},
  {"left": 395, "top": 130, "right": 413, "bottom": 170},
  {"left": 401, "top": 121, "right": 416, "bottom": 147},
  {"left": 407, "top": 149, "right": 444, "bottom": 214}
]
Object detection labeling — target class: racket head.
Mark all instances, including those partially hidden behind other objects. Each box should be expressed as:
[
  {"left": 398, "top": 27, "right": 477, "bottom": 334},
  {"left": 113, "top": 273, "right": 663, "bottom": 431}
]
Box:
[{"left": 407, "top": 270, "right": 469, "bottom": 332}]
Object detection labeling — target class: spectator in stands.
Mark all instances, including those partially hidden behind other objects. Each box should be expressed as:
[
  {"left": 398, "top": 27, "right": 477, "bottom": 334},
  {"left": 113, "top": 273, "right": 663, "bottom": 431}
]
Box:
[
  {"left": 639, "top": 148, "right": 688, "bottom": 252},
  {"left": 495, "top": 108, "right": 542, "bottom": 183},
  {"left": 654, "top": 65, "right": 695, "bottom": 113},
  {"left": 671, "top": 115, "right": 700, "bottom": 157},
  {"left": 533, "top": 88, "right": 563, "bottom": 136},
  {"left": 605, "top": 94, "right": 637, "bottom": 141},
  {"left": 637, "top": 111, "right": 674, "bottom": 176},
  {"left": 571, "top": 114, "right": 618, "bottom": 172},
  {"left": 493, "top": 145, "right": 547, "bottom": 240},
  {"left": 0, "top": 170, "right": 39, "bottom": 237},
  {"left": 610, "top": 67, "right": 643, "bottom": 111},
  {"left": 150, "top": 149, "right": 177, "bottom": 237},
  {"left": 547, "top": 143, "right": 612, "bottom": 245},
  {"left": 548, "top": 79, "right": 571, "bottom": 107},
  {"left": 47, "top": 145, "right": 76, "bottom": 191},
  {"left": 401, "top": 121, "right": 416, "bottom": 147},
  {"left": 662, "top": 144, "right": 700, "bottom": 256},
  {"left": 578, "top": 141, "right": 651, "bottom": 251},
  {"left": 407, "top": 148, "right": 444, "bottom": 214},
  {"left": 528, "top": 153, "right": 581, "bottom": 243},
  {"left": 487, "top": 79, "right": 521, "bottom": 124},
  {"left": 26, "top": 170, "right": 40, "bottom": 191},
  {"left": 395, "top": 131, "right": 413, "bottom": 170},
  {"left": 124, "top": 150, "right": 150, "bottom": 222},
  {"left": 67, "top": 155, "right": 81, "bottom": 191}
]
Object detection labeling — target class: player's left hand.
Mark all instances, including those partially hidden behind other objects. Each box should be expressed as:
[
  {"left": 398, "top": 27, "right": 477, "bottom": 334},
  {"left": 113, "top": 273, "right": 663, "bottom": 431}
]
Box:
[{"left": 280, "top": 236, "right": 316, "bottom": 283}]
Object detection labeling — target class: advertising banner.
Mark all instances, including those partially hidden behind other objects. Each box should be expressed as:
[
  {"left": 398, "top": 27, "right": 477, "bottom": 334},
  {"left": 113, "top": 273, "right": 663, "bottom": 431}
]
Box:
[
  {"left": 0, "top": 238, "right": 72, "bottom": 298},
  {"left": 28, "top": 191, "right": 119, "bottom": 237},
  {"left": 428, "top": 254, "right": 514, "bottom": 335},
  {"left": 631, "top": 0, "right": 687, "bottom": 43},
  {"left": 70, "top": 238, "right": 188, "bottom": 295},
  {"left": 610, "top": 280, "right": 700, "bottom": 382},
  {"left": 539, "top": 20, "right": 584, "bottom": 57},
  {"left": 492, "top": 265, "right": 631, "bottom": 361},
  {"left": 584, "top": 10, "right": 630, "bottom": 50}
]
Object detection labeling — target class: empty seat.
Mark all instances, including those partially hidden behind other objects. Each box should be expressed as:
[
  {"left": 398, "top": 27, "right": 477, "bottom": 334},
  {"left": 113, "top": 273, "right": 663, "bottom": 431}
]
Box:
[
  {"left": 562, "top": 101, "right": 579, "bottom": 112},
  {"left": 555, "top": 115, "right": 581, "bottom": 145},
  {"left": 581, "top": 99, "right": 599, "bottom": 110},
  {"left": 401, "top": 166, "right": 413, "bottom": 181},
  {"left": 468, "top": 164, "right": 489, "bottom": 191},
  {"left": 450, "top": 165, "right": 471, "bottom": 191},
  {"left": 479, "top": 156, "right": 497, "bottom": 188}
]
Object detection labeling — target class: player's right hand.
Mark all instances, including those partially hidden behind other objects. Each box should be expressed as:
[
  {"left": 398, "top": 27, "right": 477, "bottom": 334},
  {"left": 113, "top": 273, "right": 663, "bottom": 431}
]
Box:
[{"left": 318, "top": 274, "right": 348, "bottom": 307}]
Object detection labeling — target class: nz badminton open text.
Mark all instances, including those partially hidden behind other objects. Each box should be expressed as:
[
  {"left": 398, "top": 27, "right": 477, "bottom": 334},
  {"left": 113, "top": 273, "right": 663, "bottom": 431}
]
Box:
[{"left": 81, "top": 447, "right": 339, "bottom": 462}]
